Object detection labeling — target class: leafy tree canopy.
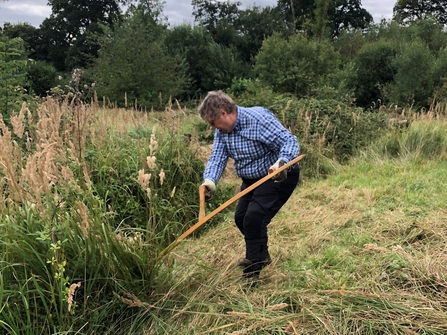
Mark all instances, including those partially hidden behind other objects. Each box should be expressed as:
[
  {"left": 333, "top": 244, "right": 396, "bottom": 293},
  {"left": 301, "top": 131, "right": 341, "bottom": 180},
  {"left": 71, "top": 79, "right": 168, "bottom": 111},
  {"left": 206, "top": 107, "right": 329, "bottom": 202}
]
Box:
[
  {"left": 393, "top": 0, "right": 447, "bottom": 24},
  {"left": 276, "top": 0, "right": 372, "bottom": 38},
  {"left": 192, "top": 0, "right": 241, "bottom": 45},
  {"left": 235, "top": 5, "right": 291, "bottom": 61},
  {"left": 92, "top": 2, "right": 185, "bottom": 109},
  {"left": 254, "top": 32, "right": 340, "bottom": 97},
  {"left": 40, "top": 0, "right": 137, "bottom": 70},
  {"left": 192, "top": 0, "right": 241, "bottom": 28}
]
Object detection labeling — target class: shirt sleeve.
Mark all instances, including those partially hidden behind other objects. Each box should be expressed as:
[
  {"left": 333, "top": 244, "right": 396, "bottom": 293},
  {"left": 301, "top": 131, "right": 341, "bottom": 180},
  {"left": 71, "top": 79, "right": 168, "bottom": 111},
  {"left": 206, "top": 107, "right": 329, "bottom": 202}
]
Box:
[
  {"left": 203, "top": 131, "right": 229, "bottom": 184},
  {"left": 257, "top": 109, "right": 300, "bottom": 163}
]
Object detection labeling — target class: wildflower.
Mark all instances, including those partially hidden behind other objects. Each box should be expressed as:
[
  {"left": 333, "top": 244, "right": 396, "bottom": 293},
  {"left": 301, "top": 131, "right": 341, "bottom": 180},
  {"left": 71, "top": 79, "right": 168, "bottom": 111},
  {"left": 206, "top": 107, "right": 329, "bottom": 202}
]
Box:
[
  {"left": 170, "top": 186, "right": 176, "bottom": 198},
  {"left": 11, "top": 102, "right": 26, "bottom": 138},
  {"left": 149, "top": 126, "right": 158, "bottom": 155},
  {"left": 146, "top": 156, "right": 156, "bottom": 169},
  {"left": 67, "top": 282, "right": 81, "bottom": 312},
  {"left": 159, "top": 169, "right": 165, "bottom": 185},
  {"left": 146, "top": 188, "right": 151, "bottom": 199},
  {"left": 137, "top": 169, "right": 151, "bottom": 188}
]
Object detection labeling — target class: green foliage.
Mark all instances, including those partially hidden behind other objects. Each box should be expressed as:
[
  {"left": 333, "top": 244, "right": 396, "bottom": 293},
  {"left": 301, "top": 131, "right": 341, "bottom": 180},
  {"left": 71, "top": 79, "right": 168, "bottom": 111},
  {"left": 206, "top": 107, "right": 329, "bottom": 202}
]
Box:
[
  {"left": 292, "top": 98, "right": 386, "bottom": 161},
  {"left": 40, "top": 0, "right": 127, "bottom": 70},
  {"left": 26, "top": 60, "right": 58, "bottom": 97},
  {"left": 387, "top": 39, "right": 435, "bottom": 108},
  {"left": 0, "top": 22, "right": 42, "bottom": 60},
  {"left": 393, "top": 0, "right": 447, "bottom": 25},
  {"left": 327, "top": 0, "right": 373, "bottom": 38},
  {"left": 164, "top": 25, "right": 214, "bottom": 98},
  {"left": 335, "top": 29, "right": 367, "bottom": 61},
  {"left": 234, "top": 5, "right": 290, "bottom": 63},
  {"left": 254, "top": 33, "right": 340, "bottom": 98},
  {"left": 192, "top": 0, "right": 241, "bottom": 46},
  {"left": 276, "top": 0, "right": 372, "bottom": 38},
  {"left": 356, "top": 18, "right": 447, "bottom": 108},
  {"left": 404, "top": 18, "right": 447, "bottom": 54},
  {"left": 164, "top": 24, "right": 249, "bottom": 98},
  {"left": 0, "top": 37, "right": 30, "bottom": 118},
  {"left": 0, "top": 99, "right": 235, "bottom": 333},
  {"left": 348, "top": 39, "right": 398, "bottom": 107},
  {"left": 92, "top": 18, "right": 186, "bottom": 109},
  {"left": 0, "top": 197, "right": 158, "bottom": 334},
  {"left": 371, "top": 120, "right": 447, "bottom": 160},
  {"left": 86, "top": 121, "right": 232, "bottom": 244},
  {"left": 230, "top": 81, "right": 386, "bottom": 166},
  {"left": 191, "top": 0, "right": 290, "bottom": 66}
]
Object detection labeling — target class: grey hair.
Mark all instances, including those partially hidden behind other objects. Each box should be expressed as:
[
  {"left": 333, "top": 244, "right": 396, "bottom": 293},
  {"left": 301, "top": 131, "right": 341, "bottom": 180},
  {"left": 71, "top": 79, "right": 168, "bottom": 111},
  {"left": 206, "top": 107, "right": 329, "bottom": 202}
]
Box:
[{"left": 198, "top": 90, "right": 237, "bottom": 121}]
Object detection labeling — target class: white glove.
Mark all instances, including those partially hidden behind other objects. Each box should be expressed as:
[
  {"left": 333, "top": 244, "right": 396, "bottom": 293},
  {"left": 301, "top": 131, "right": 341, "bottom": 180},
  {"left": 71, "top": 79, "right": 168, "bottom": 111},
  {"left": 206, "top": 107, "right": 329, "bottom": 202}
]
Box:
[
  {"left": 268, "top": 159, "right": 287, "bottom": 182},
  {"left": 201, "top": 179, "right": 216, "bottom": 201}
]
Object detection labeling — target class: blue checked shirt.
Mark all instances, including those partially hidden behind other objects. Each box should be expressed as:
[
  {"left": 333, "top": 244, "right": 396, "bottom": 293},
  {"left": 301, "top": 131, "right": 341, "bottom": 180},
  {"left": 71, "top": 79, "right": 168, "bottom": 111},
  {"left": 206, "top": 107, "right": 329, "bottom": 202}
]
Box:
[{"left": 203, "top": 106, "right": 300, "bottom": 183}]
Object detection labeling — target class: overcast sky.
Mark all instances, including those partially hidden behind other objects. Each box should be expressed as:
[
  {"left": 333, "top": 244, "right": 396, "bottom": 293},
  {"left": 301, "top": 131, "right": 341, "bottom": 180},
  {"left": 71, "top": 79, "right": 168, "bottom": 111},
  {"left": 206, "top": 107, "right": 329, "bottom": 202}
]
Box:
[{"left": 0, "top": 0, "right": 394, "bottom": 28}]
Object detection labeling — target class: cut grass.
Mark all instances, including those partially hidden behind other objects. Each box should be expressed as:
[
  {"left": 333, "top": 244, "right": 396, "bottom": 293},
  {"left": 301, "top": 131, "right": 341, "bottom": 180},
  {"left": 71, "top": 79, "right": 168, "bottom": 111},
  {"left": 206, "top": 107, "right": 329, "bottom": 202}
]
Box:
[{"left": 145, "top": 152, "right": 447, "bottom": 334}]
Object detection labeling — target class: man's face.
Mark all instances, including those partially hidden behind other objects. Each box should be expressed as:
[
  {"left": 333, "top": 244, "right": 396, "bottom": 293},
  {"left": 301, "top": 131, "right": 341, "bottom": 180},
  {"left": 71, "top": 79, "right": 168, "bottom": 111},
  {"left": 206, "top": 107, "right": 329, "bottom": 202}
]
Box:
[{"left": 207, "top": 109, "right": 236, "bottom": 133}]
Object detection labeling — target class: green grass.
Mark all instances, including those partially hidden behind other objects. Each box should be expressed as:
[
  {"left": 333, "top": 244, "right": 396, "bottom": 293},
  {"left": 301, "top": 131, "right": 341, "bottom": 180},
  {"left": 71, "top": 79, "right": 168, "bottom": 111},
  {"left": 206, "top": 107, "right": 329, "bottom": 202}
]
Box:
[
  {"left": 140, "top": 122, "right": 447, "bottom": 334},
  {"left": 2, "top": 99, "right": 447, "bottom": 334}
]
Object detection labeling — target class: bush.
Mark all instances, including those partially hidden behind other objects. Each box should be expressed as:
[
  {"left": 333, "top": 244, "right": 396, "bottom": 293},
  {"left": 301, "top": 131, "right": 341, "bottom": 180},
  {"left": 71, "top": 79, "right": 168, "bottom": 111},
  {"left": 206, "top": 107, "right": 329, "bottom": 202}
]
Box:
[
  {"left": 0, "top": 98, "right": 235, "bottom": 334},
  {"left": 26, "top": 60, "right": 58, "bottom": 97},
  {"left": 387, "top": 39, "right": 435, "bottom": 108},
  {"left": 229, "top": 82, "right": 387, "bottom": 174},
  {"left": 349, "top": 39, "right": 397, "bottom": 107},
  {"left": 254, "top": 33, "right": 340, "bottom": 98}
]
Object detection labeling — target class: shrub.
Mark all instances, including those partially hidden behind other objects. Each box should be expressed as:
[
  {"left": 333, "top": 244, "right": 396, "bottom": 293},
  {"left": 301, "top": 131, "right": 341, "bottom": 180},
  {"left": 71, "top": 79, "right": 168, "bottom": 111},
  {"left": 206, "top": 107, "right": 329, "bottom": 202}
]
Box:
[
  {"left": 387, "top": 39, "right": 435, "bottom": 108},
  {"left": 254, "top": 33, "right": 340, "bottom": 98},
  {"left": 26, "top": 60, "right": 58, "bottom": 97},
  {"left": 349, "top": 39, "right": 397, "bottom": 107},
  {"left": 230, "top": 82, "right": 386, "bottom": 164}
]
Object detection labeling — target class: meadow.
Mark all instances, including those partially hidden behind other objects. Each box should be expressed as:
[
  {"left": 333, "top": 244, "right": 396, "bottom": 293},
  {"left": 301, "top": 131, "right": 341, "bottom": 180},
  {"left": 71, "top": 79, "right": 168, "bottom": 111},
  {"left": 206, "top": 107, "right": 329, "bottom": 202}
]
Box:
[{"left": 1, "top": 96, "right": 447, "bottom": 334}]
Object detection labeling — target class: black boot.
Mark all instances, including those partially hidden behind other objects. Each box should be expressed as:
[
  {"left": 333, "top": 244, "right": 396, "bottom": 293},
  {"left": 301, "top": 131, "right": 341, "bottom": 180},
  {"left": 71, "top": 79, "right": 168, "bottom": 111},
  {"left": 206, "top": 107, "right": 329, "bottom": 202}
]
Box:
[{"left": 241, "top": 240, "right": 269, "bottom": 281}]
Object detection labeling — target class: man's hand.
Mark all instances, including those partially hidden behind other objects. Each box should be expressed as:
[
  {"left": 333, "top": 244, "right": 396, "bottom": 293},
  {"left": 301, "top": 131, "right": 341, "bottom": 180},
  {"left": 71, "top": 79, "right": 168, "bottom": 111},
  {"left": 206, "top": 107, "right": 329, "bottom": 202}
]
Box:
[
  {"left": 268, "top": 159, "right": 287, "bottom": 182},
  {"left": 201, "top": 179, "right": 216, "bottom": 201}
]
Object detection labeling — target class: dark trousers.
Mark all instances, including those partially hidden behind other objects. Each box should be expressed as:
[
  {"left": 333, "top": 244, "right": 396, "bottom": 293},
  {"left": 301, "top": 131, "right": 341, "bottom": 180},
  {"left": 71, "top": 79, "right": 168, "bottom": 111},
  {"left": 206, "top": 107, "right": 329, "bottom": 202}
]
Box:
[{"left": 234, "top": 164, "right": 300, "bottom": 263}]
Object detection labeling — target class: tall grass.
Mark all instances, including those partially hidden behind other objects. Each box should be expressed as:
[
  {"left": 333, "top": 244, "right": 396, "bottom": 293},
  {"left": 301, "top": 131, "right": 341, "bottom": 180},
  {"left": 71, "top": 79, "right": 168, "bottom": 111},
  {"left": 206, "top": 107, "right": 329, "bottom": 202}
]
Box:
[
  {"left": 0, "top": 97, "right": 231, "bottom": 333},
  {"left": 130, "top": 118, "right": 447, "bottom": 334},
  {"left": 2, "top": 96, "right": 447, "bottom": 333}
]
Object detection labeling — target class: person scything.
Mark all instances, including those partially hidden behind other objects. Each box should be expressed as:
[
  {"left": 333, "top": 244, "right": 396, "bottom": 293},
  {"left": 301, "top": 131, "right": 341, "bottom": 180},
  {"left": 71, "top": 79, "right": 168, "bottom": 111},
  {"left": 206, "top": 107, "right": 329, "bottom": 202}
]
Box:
[{"left": 199, "top": 90, "right": 300, "bottom": 283}]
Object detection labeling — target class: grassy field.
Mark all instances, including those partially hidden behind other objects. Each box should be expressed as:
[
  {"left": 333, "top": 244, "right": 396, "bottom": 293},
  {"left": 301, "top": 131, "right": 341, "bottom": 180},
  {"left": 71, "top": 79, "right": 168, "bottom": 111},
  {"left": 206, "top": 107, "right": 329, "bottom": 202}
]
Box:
[
  {"left": 1, "top": 98, "right": 447, "bottom": 334},
  {"left": 152, "top": 154, "right": 447, "bottom": 334}
]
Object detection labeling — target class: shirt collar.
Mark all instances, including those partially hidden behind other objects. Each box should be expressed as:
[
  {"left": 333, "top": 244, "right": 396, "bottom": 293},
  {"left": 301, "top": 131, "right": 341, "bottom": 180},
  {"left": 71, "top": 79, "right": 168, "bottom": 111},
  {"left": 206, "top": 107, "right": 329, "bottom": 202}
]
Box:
[{"left": 232, "top": 106, "right": 242, "bottom": 132}]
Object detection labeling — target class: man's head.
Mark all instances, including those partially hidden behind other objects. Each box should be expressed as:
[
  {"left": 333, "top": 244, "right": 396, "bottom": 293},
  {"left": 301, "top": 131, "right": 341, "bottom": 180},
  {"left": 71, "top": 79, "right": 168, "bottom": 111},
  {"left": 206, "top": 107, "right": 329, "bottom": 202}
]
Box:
[{"left": 198, "top": 90, "right": 237, "bottom": 133}]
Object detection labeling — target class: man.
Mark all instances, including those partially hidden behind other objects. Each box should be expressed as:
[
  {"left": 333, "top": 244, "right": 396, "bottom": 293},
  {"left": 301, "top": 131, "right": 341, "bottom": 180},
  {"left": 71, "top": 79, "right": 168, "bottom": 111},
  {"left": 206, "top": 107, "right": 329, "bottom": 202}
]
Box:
[{"left": 199, "top": 90, "right": 300, "bottom": 282}]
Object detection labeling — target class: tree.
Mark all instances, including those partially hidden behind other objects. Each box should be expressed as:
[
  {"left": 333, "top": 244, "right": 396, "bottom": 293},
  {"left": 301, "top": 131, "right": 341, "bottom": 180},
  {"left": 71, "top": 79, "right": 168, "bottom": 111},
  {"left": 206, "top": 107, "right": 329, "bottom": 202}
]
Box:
[
  {"left": 276, "top": 0, "right": 315, "bottom": 33},
  {"left": 235, "top": 5, "right": 291, "bottom": 62},
  {"left": 1, "top": 23, "right": 38, "bottom": 54},
  {"left": 387, "top": 39, "right": 435, "bottom": 107},
  {"left": 328, "top": 0, "right": 373, "bottom": 38},
  {"left": 40, "top": 0, "right": 134, "bottom": 71},
  {"left": 254, "top": 32, "right": 340, "bottom": 97},
  {"left": 276, "top": 0, "right": 372, "bottom": 38},
  {"left": 348, "top": 40, "right": 397, "bottom": 107},
  {"left": 164, "top": 23, "right": 250, "bottom": 98},
  {"left": 92, "top": 3, "right": 186, "bottom": 109},
  {"left": 405, "top": 18, "right": 447, "bottom": 54},
  {"left": 192, "top": 0, "right": 241, "bottom": 46},
  {"left": 0, "top": 37, "right": 29, "bottom": 117},
  {"left": 26, "top": 61, "right": 58, "bottom": 97},
  {"left": 164, "top": 24, "right": 216, "bottom": 97},
  {"left": 393, "top": 0, "right": 447, "bottom": 25}
]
